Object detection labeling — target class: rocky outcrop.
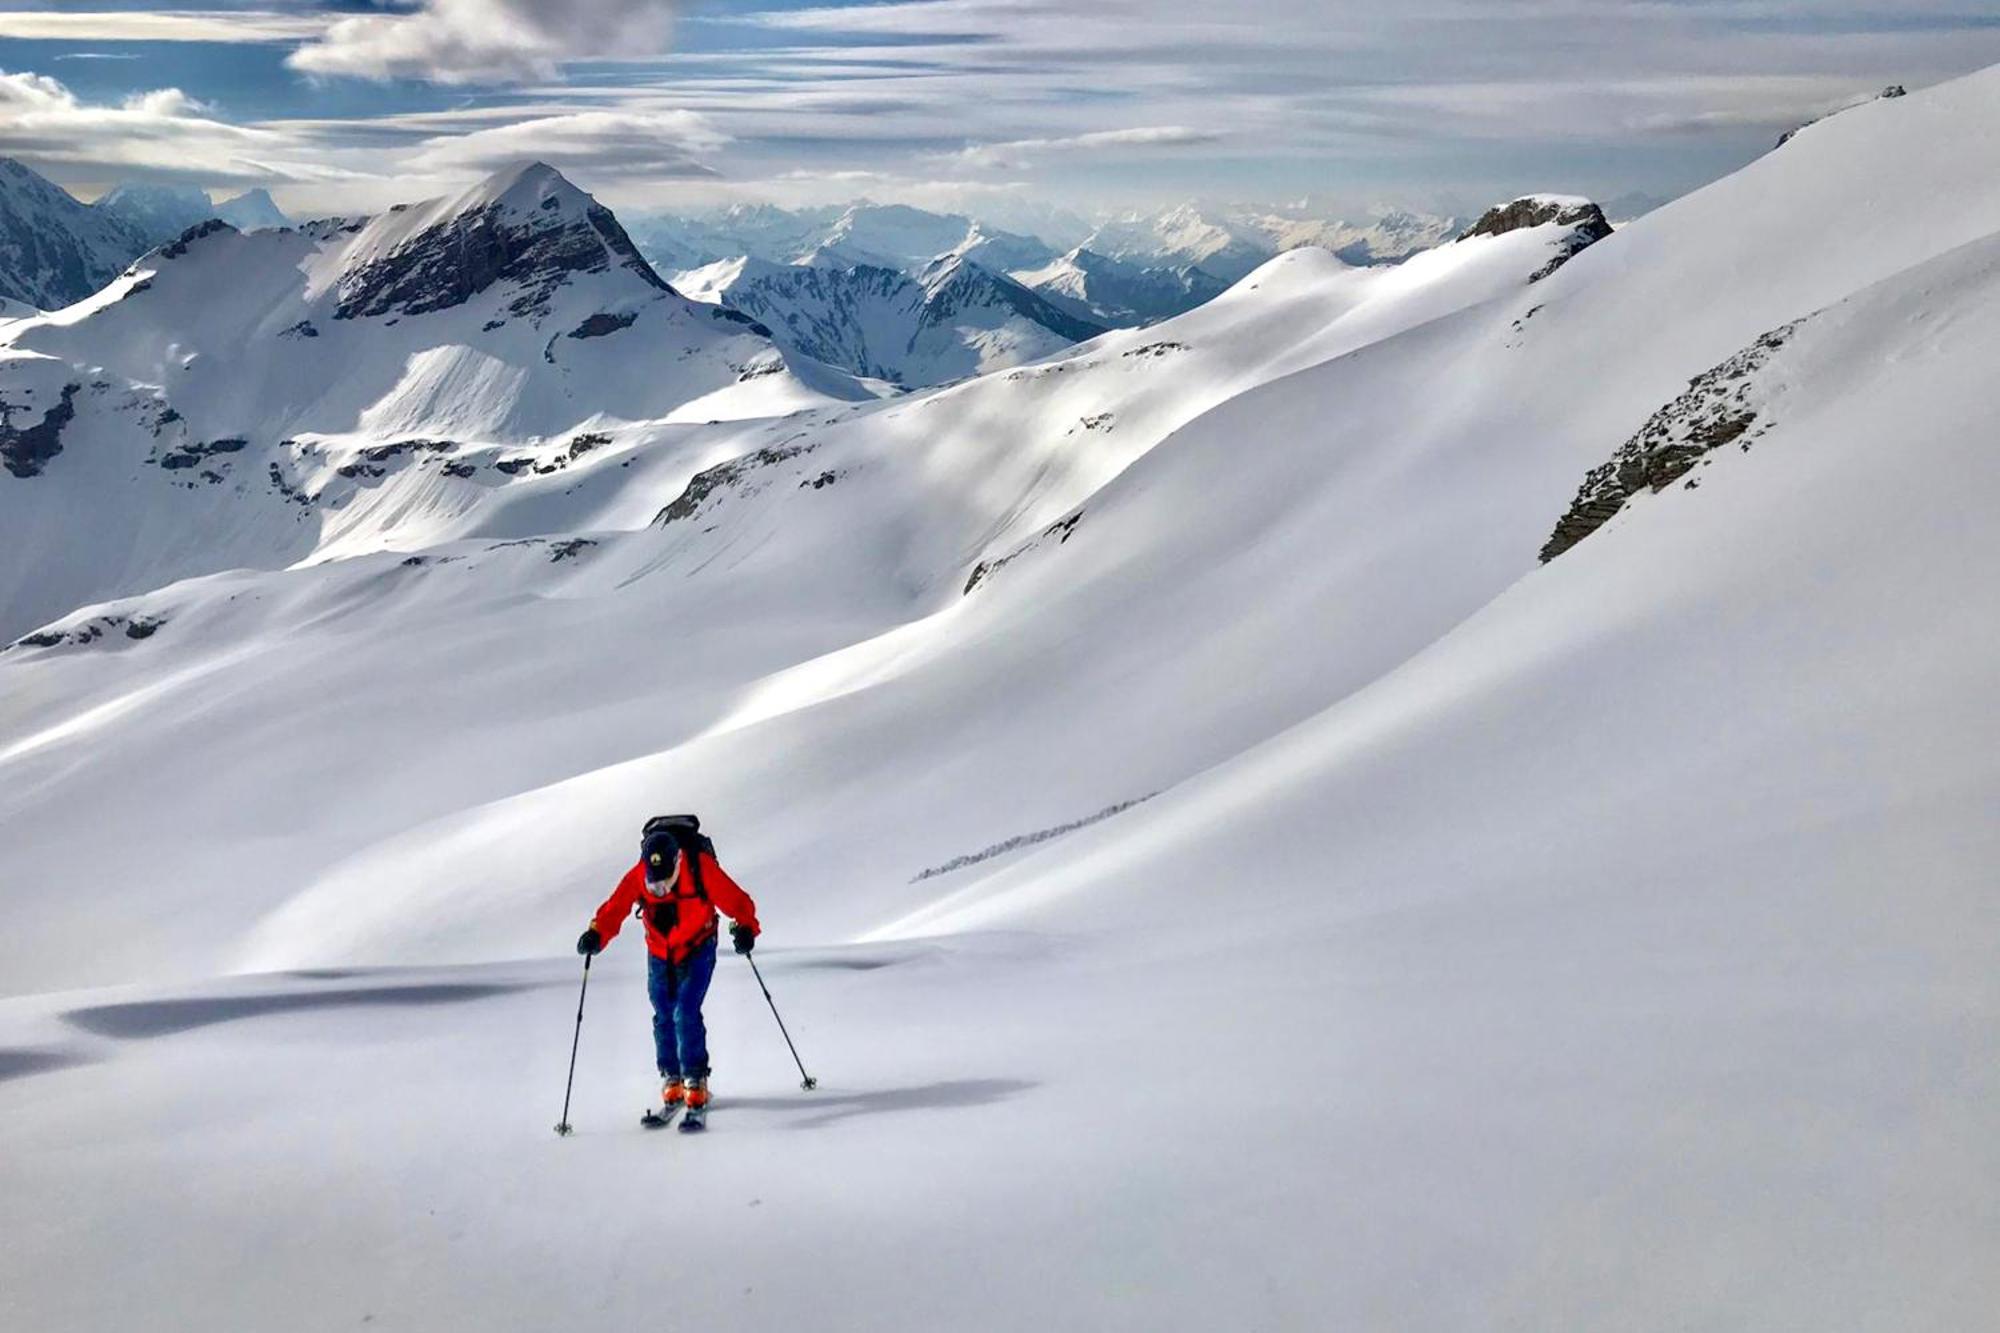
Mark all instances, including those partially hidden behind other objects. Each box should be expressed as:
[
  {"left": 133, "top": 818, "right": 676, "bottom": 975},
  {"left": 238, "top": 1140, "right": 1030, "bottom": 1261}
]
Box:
[
  {"left": 653, "top": 438, "right": 820, "bottom": 526},
  {"left": 1460, "top": 197, "right": 1614, "bottom": 281},
  {"left": 0, "top": 381, "right": 80, "bottom": 477},
  {"left": 1461, "top": 198, "right": 1612, "bottom": 242},
  {"left": 1540, "top": 318, "right": 1806, "bottom": 562}
]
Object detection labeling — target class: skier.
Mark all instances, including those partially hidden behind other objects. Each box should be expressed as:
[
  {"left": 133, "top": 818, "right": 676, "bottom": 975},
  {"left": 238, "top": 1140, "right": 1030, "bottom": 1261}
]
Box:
[{"left": 576, "top": 817, "right": 759, "bottom": 1131}]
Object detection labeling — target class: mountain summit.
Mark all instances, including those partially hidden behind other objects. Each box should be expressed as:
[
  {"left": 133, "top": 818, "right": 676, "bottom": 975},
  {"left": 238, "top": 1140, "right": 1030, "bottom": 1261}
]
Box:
[{"left": 333, "top": 160, "right": 672, "bottom": 323}]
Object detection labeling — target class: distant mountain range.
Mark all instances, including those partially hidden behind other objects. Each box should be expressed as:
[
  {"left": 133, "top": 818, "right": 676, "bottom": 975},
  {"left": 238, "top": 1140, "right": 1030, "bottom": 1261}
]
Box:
[
  {"left": 623, "top": 197, "right": 1489, "bottom": 384},
  {"left": 0, "top": 155, "right": 1648, "bottom": 390},
  {"left": 0, "top": 161, "right": 293, "bottom": 310},
  {"left": 91, "top": 183, "right": 290, "bottom": 250},
  {"left": 675, "top": 252, "right": 1108, "bottom": 387}
]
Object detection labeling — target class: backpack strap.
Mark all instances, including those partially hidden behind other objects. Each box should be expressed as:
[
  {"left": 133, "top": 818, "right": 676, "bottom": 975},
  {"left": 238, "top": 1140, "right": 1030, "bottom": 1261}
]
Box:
[{"left": 681, "top": 831, "right": 713, "bottom": 903}]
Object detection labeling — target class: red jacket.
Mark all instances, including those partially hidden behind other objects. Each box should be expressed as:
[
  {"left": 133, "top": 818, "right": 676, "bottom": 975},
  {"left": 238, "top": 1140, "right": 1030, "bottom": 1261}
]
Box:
[{"left": 591, "top": 848, "right": 759, "bottom": 963}]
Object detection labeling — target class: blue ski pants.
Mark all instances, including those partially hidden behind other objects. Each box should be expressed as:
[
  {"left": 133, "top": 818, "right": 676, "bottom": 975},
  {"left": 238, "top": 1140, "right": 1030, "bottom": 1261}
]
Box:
[{"left": 648, "top": 937, "right": 718, "bottom": 1079}]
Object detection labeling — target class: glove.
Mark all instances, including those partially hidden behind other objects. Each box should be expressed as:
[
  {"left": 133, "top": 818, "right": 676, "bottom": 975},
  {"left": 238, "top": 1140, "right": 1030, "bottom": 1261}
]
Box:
[
  {"left": 731, "top": 924, "right": 756, "bottom": 956},
  {"left": 576, "top": 927, "right": 603, "bottom": 956}
]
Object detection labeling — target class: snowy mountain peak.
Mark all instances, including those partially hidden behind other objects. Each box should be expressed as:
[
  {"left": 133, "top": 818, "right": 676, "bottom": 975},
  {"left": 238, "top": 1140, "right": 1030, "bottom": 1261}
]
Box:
[
  {"left": 93, "top": 181, "right": 220, "bottom": 250},
  {"left": 214, "top": 188, "right": 289, "bottom": 233},
  {"left": 333, "top": 161, "right": 669, "bottom": 322},
  {"left": 458, "top": 159, "right": 591, "bottom": 220}
]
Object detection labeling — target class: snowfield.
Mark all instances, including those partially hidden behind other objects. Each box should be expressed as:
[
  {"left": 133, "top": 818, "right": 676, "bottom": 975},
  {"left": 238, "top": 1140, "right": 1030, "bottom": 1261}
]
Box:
[{"left": 2, "top": 66, "right": 1998, "bottom": 1332}]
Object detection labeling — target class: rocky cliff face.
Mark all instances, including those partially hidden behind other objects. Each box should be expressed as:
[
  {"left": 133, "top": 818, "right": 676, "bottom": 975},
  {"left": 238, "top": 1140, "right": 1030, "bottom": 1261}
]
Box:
[{"left": 333, "top": 163, "right": 671, "bottom": 324}]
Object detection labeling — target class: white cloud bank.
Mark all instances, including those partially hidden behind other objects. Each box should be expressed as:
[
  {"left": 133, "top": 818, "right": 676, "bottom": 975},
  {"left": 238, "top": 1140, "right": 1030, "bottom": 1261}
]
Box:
[
  {"left": 0, "top": 70, "right": 343, "bottom": 186},
  {"left": 288, "top": 0, "right": 681, "bottom": 85},
  {"left": 950, "top": 125, "right": 1225, "bottom": 168},
  {"left": 0, "top": 10, "right": 328, "bottom": 44},
  {"left": 402, "top": 110, "right": 726, "bottom": 179}
]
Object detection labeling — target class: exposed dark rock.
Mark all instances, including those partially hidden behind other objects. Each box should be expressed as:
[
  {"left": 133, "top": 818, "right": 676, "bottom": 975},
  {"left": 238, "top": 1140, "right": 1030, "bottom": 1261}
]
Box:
[
  {"left": 11, "top": 612, "right": 164, "bottom": 651},
  {"left": 1461, "top": 197, "right": 1610, "bottom": 241},
  {"left": 710, "top": 305, "right": 771, "bottom": 337},
  {"left": 281, "top": 320, "right": 319, "bottom": 339},
  {"left": 654, "top": 440, "right": 818, "bottom": 526},
  {"left": 267, "top": 460, "right": 313, "bottom": 505},
  {"left": 157, "top": 437, "right": 247, "bottom": 470},
  {"left": 158, "top": 218, "right": 234, "bottom": 260},
  {"left": 568, "top": 310, "right": 638, "bottom": 339},
  {"left": 485, "top": 537, "right": 599, "bottom": 563},
  {"left": 441, "top": 461, "right": 478, "bottom": 479},
  {"left": 337, "top": 437, "right": 449, "bottom": 479},
  {"left": 1540, "top": 318, "right": 1805, "bottom": 562},
  {"left": 0, "top": 382, "right": 80, "bottom": 477},
  {"left": 1459, "top": 198, "right": 1613, "bottom": 281},
  {"left": 964, "top": 510, "right": 1084, "bottom": 594},
  {"left": 1122, "top": 341, "right": 1188, "bottom": 359}
]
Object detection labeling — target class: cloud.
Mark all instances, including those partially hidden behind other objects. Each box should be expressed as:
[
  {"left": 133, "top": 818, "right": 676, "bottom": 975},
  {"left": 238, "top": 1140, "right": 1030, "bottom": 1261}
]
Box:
[
  {"left": 401, "top": 110, "right": 726, "bottom": 179},
  {"left": 0, "top": 69, "right": 345, "bottom": 186},
  {"left": 288, "top": 0, "right": 680, "bottom": 85},
  {"left": 950, "top": 125, "right": 1226, "bottom": 169},
  {"left": 0, "top": 11, "right": 329, "bottom": 44}
]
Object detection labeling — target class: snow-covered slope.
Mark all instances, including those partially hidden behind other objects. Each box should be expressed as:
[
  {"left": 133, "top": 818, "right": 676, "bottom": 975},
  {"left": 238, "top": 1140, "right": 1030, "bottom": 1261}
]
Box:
[
  {"left": 0, "top": 161, "right": 864, "bottom": 639},
  {"left": 0, "top": 157, "right": 145, "bottom": 310},
  {"left": 677, "top": 252, "right": 1105, "bottom": 386},
  {"left": 3, "top": 67, "right": 1998, "bottom": 1333}
]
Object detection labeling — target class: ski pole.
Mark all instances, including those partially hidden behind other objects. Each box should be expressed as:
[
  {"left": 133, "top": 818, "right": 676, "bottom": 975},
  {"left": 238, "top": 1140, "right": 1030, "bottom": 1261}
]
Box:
[
  {"left": 554, "top": 954, "right": 593, "bottom": 1136},
  {"left": 745, "top": 952, "right": 817, "bottom": 1091}
]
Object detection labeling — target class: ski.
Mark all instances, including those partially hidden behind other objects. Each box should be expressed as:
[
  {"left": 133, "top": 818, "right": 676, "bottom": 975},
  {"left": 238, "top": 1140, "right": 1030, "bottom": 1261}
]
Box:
[
  {"left": 678, "top": 1102, "right": 708, "bottom": 1132},
  {"left": 640, "top": 1105, "right": 681, "bottom": 1131}
]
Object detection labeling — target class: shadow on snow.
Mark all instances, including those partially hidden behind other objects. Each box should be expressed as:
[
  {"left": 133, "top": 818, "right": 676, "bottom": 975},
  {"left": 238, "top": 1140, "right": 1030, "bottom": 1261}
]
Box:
[
  {"left": 722, "top": 1078, "right": 1036, "bottom": 1129},
  {"left": 62, "top": 982, "right": 535, "bottom": 1039},
  {"left": 0, "top": 1046, "right": 96, "bottom": 1083}
]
